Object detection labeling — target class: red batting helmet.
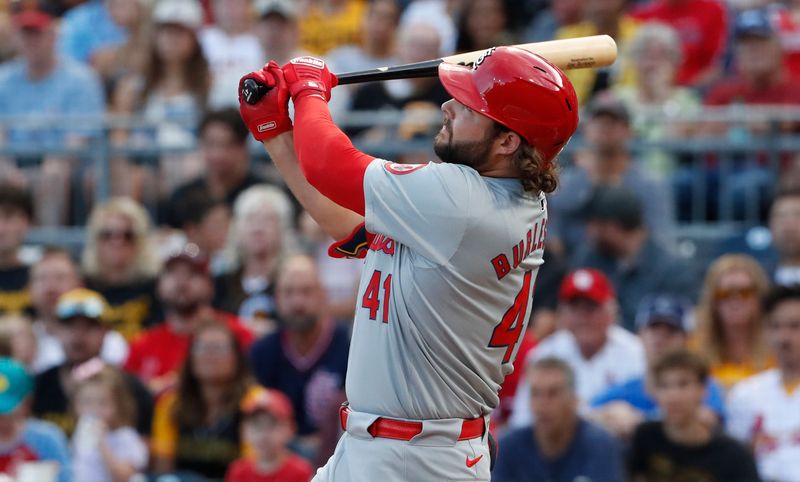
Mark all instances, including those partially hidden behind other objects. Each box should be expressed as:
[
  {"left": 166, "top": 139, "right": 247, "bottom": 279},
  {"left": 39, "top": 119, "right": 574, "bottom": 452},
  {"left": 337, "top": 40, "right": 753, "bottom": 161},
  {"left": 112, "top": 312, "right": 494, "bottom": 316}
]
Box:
[{"left": 438, "top": 46, "right": 579, "bottom": 164}]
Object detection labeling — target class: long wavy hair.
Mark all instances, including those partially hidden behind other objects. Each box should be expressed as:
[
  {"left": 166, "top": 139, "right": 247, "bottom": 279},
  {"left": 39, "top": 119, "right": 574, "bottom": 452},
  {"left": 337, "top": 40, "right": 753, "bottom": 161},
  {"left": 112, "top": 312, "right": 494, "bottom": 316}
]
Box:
[
  {"left": 494, "top": 123, "right": 559, "bottom": 194},
  {"left": 81, "top": 197, "right": 160, "bottom": 283},
  {"left": 694, "top": 254, "right": 771, "bottom": 369},
  {"left": 142, "top": 24, "right": 210, "bottom": 108},
  {"left": 172, "top": 321, "right": 251, "bottom": 429}
]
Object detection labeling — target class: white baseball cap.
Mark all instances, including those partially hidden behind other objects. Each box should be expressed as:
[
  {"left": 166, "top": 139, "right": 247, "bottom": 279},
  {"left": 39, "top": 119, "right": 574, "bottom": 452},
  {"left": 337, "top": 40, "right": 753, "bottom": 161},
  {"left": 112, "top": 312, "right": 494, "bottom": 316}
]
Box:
[
  {"left": 255, "top": 0, "right": 298, "bottom": 20},
  {"left": 153, "top": 0, "right": 204, "bottom": 30}
]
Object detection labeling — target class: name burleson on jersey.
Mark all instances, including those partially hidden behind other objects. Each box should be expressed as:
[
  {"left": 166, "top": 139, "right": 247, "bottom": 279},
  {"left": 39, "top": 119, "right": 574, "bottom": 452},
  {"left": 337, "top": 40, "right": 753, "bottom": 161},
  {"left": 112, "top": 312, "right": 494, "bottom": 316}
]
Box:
[{"left": 490, "top": 218, "right": 547, "bottom": 280}]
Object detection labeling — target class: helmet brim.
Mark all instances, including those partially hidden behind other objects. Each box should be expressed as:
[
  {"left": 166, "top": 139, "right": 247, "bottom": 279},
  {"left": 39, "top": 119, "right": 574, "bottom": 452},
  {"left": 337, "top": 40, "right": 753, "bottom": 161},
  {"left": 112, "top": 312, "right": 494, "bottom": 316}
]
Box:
[{"left": 438, "top": 62, "right": 487, "bottom": 115}]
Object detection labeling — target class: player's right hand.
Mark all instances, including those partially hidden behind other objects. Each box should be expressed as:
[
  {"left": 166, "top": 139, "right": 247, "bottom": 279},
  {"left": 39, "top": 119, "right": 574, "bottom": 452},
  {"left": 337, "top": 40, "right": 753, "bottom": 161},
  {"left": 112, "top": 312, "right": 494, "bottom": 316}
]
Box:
[
  {"left": 238, "top": 61, "right": 292, "bottom": 142},
  {"left": 282, "top": 56, "right": 338, "bottom": 102}
]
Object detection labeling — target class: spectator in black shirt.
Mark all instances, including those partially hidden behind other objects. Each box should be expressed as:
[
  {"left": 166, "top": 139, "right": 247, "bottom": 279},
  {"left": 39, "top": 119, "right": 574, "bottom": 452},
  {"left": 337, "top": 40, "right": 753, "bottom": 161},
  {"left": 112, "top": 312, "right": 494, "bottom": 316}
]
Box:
[
  {"left": 627, "top": 350, "right": 761, "bottom": 482},
  {"left": 32, "top": 288, "right": 153, "bottom": 437},
  {"left": 0, "top": 183, "right": 33, "bottom": 316},
  {"left": 82, "top": 197, "right": 162, "bottom": 340},
  {"left": 165, "top": 108, "right": 265, "bottom": 228}
]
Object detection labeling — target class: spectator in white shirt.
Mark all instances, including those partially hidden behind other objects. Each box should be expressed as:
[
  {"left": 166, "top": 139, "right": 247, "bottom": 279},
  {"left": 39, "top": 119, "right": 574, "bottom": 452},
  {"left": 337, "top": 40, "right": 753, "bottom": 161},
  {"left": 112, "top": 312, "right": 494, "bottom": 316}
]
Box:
[
  {"left": 727, "top": 285, "right": 800, "bottom": 482},
  {"left": 201, "top": 0, "right": 265, "bottom": 108},
  {"left": 508, "top": 268, "right": 645, "bottom": 429}
]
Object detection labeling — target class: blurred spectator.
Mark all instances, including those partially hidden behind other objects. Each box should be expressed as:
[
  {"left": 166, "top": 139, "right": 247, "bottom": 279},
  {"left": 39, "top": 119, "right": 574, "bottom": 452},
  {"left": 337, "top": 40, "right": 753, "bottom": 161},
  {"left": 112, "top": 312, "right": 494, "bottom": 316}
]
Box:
[
  {"left": 297, "top": 211, "right": 362, "bottom": 323},
  {"left": 70, "top": 362, "right": 148, "bottom": 482},
  {"left": 325, "top": 0, "right": 399, "bottom": 118},
  {"left": 150, "top": 321, "right": 254, "bottom": 480},
  {"left": 706, "top": 8, "right": 800, "bottom": 112},
  {"left": 28, "top": 252, "right": 128, "bottom": 374},
  {"left": 693, "top": 254, "right": 773, "bottom": 390},
  {"left": 90, "top": 0, "right": 151, "bottom": 93},
  {"left": 172, "top": 188, "right": 231, "bottom": 275},
  {"left": 249, "top": 255, "right": 349, "bottom": 456},
  {"left": 348, "top": 22, "right": 449, "bottom": 143},
  {"left": 509, "top": 269, "right": 645, "bottom": 428},
  {"left": 81, "top": 197, "right": 161, "bottom": 341},
  {"left": 164, "top": 108, "right": 265, "bottom": 228},
  {"left": 112, "top": 0, "right": 210, "bottom": 196},
  {"left": 523, "top": 0, "right": 583, "bottom": 42},
  {"left": 0, "top": 8, "right": 105, "bottom": 226},
  {"left": 58, "top": 0, "right": 126, "bottom": 64},
  {"left": 455, "top": 0, "right": 513, "bottom": 52},
  {"left": 254, "top": 0, "right": 307, "bottom": 65},
  {"left": 555, "top": 0, "right": 638, "bottom": 104},
  {"left": 627, "top": 350, "right": 761, "bottom": 482},
  {"left": 299, "top": 0, "right": 367, "bottom": 56},
  {"left": 768, "top": 188, "right": 800, "bottom": 286},
  {"left": 548, "top": 94, "right": 675, "bottom": 256},
  {"left": 493, "top": 358, "right": 624, "bottom": 482},
  {"left": 33, "top": 288, "right": 153, "bottom": 436},
  {"left": 590, "top": 295, "right": 725, "bottom": 440},
  {"left": 0, "top": 315, "right": 37, "bottom": 369},
  {"left": 727, "top": 285, "right": 800, "bottom": 482},
  {"left": 613, "top": 23, "right": 702, "bottom": 178},
  {"left": 200, "top": 0, "right": 264, "bottom": 108},
  {"left": 215, "top": 185, "right": 294, "bottom": 335},
  {"left": 399, "top": 0, "right": 460, "bottom": 55},
  {"left": 571, "top": 186, "right": 696, "bottom": 330},
  {"left": 631, "top": 0, "right": 728, "bottom": 88},
  {"left": 0, "top": 357, "right": 71, "bottom": 482},
  {"left": 0, "top": 183, "right": 33, "bottom": 316},
  {"left": 225, "top": 387, "right": 313, "bottom": 482},
  {"left": 125, "top": 244, "right": 253, "bottom": 394}
]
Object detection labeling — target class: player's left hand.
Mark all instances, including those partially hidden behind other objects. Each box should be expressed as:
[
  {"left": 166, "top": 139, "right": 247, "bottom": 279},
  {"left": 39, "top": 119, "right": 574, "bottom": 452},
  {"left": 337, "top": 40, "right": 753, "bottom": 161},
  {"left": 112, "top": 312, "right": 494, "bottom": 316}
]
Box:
[
  {"left": 238, "top": 61, "right": 292, "bottom": 142},
  {"left": 282, "top": 56, "right": 338, "bottom": 102}
]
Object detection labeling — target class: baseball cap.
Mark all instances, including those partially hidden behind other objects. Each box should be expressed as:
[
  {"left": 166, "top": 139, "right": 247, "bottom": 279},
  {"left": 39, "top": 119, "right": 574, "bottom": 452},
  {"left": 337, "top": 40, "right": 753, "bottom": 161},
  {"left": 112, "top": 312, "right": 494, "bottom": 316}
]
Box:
[
  {"left": 255, "top": 0, "right": 298, "bottom": 19},
  {"left": 13, "top": 9, "right": 53, "bottom": 30},
  {"left": 585, "top": 186, "right": 644, "bottom": 231},
  {"left": 163, "top": 243, "right": 210, "bottom": 275},
  {"left": 153, "top": 0, "right": 204, "bottom": 30},
  {"left": 735, "top": 8, "right": 775, "bottom": 39},
  {"left": 56, "top": 288, "right": 110, "bottom": 323},
  {"left": 0, "top": 358, "right": 33, "bottom": 415},
  {"left": 240, "top": 386, "right": 294, "bottom": 421},
  {"left": 635, "top": 294, "right": 693, "bottom": 332},
  {"left": 587, "top": 92, "right": 630, "bottom": 124},
  {"left": 559, "top": 268, "right": 615, "bottom": 304}
]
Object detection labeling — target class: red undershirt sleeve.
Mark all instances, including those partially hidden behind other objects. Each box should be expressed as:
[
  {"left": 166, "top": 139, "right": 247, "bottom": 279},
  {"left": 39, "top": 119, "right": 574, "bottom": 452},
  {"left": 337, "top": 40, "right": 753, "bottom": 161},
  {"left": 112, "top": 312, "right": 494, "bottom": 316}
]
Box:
[{"left": 293, "top": 95, "right": 375, "bottom": 215}]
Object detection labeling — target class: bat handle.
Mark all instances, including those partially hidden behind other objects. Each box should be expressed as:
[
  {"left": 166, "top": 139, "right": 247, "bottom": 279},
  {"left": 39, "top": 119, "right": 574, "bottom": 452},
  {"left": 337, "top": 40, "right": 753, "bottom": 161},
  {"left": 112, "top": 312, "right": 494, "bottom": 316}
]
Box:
[{"left": 241, "top": 78, "right": 271, "bottom": 105}]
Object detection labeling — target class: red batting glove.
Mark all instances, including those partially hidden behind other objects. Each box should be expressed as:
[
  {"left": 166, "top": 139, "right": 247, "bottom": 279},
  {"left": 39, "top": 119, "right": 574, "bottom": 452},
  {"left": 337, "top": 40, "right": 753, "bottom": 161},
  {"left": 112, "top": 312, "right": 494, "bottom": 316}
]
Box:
[
  {"left": 282, "top": 56, "right": 339, "bottom": 102},
  {"left": 238, "top": 60, "right": 292, "bottom": 142}
]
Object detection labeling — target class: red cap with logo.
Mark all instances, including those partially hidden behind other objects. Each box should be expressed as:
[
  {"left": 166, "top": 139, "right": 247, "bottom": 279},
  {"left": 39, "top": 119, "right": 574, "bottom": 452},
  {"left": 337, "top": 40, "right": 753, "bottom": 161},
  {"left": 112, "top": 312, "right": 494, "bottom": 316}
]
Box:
[
  {"left": 240, "top": 386, "right": 294, "bottom": 422},
  {"left": 558, "top": 268, "right": 615, "bottom": 304}
]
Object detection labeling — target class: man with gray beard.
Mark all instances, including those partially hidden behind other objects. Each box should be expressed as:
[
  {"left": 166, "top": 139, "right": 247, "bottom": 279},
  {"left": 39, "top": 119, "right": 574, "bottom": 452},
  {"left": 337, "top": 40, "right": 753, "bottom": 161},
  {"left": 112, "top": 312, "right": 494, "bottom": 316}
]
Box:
[{"left": 249, "top": 254, "right": 350, "bottom": 457}]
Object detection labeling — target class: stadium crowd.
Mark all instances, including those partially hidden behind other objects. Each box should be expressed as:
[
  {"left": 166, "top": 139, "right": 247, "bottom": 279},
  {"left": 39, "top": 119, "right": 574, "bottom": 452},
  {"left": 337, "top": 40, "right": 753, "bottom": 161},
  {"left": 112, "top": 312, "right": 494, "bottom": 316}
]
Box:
[{"left": 0, "top": 0, "right": 799, "bottom": 481}]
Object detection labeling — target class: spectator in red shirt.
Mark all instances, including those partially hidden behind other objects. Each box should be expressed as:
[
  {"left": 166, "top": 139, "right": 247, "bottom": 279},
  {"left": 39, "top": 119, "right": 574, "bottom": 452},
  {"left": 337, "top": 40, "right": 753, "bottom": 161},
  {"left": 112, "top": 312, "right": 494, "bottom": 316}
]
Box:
[
  {"left": 125, "top": 243, "right": 253, "bottom": 394},
  {"left": 632, "top": 0, "right": 728, "bottom": 87},
  {"left": 706, "top": 8, "right": 800, "bottom": 109},
  {"left": 225, "top": 386, "right": 313, "bottom": 482}
]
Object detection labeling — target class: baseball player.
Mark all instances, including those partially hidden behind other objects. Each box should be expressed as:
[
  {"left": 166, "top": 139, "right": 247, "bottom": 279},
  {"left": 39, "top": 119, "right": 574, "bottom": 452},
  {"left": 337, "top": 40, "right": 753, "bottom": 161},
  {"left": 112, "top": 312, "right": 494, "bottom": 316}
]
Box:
[{"left": 238, "top": 47, "right": 578, "bottom": 481}]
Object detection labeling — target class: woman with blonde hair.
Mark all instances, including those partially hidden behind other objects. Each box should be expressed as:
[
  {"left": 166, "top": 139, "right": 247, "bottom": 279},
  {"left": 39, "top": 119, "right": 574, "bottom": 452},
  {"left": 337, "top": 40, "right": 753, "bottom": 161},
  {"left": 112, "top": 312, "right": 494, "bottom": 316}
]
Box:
[
  {"left": 213, "top": 184, "right": 295, "bottom": 336},
  {"left": 82, "top": 197, "right": 162, "bottom": 340},
  {"left": 694, "top": 254, "right": 773, "bottom": 390}
]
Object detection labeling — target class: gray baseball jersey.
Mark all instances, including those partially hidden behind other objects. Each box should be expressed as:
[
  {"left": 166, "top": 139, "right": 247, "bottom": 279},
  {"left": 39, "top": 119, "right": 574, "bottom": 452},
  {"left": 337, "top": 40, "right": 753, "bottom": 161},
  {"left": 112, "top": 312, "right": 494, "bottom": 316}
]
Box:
[{"left": 346, "top": 158, "right": 547, "bottom": 420}]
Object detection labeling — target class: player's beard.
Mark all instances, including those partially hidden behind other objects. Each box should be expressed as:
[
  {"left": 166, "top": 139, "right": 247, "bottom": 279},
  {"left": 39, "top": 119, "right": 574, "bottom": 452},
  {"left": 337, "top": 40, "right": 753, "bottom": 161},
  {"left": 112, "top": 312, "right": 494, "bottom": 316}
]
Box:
[{"left": 433, "top": 122, "right": 494, "bottom": 170}]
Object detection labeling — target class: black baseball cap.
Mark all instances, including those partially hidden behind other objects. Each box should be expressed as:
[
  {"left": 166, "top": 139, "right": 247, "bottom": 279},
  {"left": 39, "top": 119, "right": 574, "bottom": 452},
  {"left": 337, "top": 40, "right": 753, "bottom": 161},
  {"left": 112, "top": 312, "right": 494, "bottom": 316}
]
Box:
[
  {"left": 587, "top": 93, "right": 630, "bottom": 124},
  {"left": 635, "top": 294, "right": 692, "bottom": 332},
  {"left": 585, "top": 186, "right": 644, "bottom": 230},
  {"left": 735, "top": 8, "right": 775, "bottom": 39}
]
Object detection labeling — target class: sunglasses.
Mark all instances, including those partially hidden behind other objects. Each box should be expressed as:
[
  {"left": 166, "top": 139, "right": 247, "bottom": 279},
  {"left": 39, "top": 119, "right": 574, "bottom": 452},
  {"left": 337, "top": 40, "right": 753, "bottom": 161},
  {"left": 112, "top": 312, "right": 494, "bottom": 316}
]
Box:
[
  {"left": 715, "top": 286, "right": 758, "bottom": 301},
  {"left": 56, "top": 298, "right": 105, "bottom": 320},
  {"left": 97, "top": 229, "right": 135, "bottom": 242}
]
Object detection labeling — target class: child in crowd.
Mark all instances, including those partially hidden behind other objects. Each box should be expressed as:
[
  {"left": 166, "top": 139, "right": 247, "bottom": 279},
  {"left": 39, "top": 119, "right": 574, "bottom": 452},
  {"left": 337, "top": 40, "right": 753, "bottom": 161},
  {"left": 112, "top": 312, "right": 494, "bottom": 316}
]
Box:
[
  {"left": 70, "top": 360, "right": 148, "bottom": 482},
  {"left": 225, "top": 387, "right": 313, "bottom": 482}
]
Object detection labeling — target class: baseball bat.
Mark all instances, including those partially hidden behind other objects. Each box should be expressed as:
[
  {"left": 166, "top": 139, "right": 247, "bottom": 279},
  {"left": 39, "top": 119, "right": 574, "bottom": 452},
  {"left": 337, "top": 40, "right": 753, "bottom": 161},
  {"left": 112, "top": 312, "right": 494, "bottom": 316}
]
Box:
[{"left": 241, "top": 35, "right": 617, "bottom": 104}]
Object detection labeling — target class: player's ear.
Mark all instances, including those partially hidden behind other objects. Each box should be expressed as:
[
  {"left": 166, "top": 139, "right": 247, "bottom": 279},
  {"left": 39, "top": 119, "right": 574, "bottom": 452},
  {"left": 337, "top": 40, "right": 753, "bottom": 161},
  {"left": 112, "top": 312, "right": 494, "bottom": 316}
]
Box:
[{"left": 495, "top": 130, "right": 522, "bottom": 156}]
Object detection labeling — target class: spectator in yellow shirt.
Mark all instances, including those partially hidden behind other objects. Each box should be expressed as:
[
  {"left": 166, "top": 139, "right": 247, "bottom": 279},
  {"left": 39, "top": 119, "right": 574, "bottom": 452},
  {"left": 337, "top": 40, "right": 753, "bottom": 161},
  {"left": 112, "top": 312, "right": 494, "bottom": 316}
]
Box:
[{"left": 299, "top": 0, "right": 366, "bottom": 56}]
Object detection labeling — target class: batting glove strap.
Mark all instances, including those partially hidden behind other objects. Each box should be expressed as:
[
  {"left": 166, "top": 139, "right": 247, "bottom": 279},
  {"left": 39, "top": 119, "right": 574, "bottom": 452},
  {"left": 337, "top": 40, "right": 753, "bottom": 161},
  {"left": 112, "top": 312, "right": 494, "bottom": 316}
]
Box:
[{"left": 283, "top": 56, "right": 338, "bottom": 102}]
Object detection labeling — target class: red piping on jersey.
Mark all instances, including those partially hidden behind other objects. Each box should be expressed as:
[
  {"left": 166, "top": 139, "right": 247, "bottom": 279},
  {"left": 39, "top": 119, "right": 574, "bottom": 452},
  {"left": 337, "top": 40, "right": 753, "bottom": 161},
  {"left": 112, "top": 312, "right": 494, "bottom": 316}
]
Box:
[{"left": 293, "top": 96, "right": 374, "bottom": 215}]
